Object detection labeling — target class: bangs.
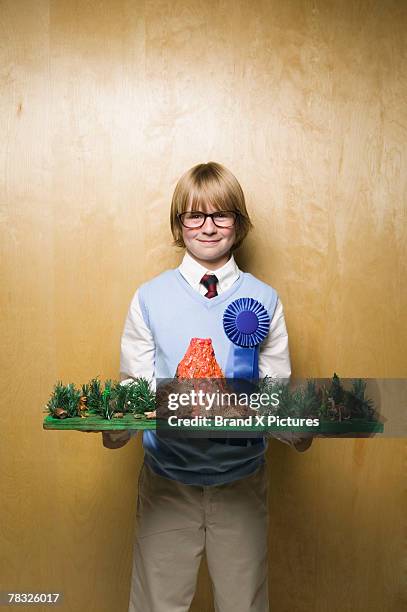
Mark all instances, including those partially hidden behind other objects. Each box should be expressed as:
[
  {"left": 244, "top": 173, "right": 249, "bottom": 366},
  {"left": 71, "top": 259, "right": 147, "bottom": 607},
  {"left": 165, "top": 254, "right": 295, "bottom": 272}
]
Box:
[
  {"left": 177, "top": 174, "right": 239, "bottom": 214},
  {"left": 178, "top": 176, "right": 237, "bottom": 214}
]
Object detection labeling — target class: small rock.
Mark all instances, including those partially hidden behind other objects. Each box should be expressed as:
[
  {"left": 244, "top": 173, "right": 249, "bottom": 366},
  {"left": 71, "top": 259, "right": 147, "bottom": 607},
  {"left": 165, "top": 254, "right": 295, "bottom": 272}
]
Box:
[{"left": 54, "top": 407, "right": 68, "bottom": 419}]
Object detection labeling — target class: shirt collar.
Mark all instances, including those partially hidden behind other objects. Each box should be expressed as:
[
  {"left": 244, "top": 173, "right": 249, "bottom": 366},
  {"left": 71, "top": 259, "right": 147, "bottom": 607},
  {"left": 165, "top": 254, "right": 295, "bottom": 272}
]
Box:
[{"left": 178, "top": 250, "right": 240, "bottom": 293}]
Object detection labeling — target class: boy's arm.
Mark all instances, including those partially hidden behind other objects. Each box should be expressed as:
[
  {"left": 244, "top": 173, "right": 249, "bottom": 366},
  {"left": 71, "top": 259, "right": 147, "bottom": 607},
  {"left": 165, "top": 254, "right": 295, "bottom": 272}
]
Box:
[
  {"left": 103, "top": 289, "right": 156, "bottom": 449},
  {"left": 120, "top": 288, "right": 156, "bottom": 390},
  {"left": 259, "top": 297, "right": 313, "bottom": 452},
  {"left": 258, "top": 297, "right": 291, "bottom": 381}
]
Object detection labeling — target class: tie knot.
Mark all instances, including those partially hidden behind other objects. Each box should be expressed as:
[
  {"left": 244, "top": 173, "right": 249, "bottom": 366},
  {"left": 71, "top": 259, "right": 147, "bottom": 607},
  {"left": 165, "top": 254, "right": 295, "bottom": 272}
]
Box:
[{"left": 200, "top": 273, "right": 218, "bottom": 298}]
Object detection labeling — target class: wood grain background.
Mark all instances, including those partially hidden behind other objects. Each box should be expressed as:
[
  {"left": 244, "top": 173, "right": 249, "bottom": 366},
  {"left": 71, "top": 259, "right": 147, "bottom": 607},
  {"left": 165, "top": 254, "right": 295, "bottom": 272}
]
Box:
[{"left": 1, "top": 1, "right": 406, "bottom": 611}]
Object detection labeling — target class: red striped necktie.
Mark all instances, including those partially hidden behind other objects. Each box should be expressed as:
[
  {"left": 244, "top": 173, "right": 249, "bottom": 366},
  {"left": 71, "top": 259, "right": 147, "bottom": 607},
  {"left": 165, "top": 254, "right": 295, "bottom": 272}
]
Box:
[{"left": 200, "top": 273, "right": 218, "bottom": 298}]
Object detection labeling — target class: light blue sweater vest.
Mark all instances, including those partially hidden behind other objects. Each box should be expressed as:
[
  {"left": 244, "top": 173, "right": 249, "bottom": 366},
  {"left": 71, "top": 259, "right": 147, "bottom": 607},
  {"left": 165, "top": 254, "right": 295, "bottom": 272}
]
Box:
[{"left": 138, "top": 268, "right": 279, "bottom": 486}]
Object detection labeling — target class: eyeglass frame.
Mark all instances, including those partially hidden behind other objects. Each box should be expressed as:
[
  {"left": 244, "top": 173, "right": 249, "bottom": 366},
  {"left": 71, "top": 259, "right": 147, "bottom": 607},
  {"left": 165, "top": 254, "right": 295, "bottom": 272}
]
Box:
[{"left": 177, "top": 210, "right": 240, "bottom": 229}]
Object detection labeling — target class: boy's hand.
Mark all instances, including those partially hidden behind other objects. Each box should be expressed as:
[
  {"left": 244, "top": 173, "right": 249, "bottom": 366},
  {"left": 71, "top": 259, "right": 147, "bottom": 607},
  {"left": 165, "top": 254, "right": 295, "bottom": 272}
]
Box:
[
  {"left": 144, "top": 410, "right": 156, "bottom": 419},
  {"left": 272, "top": 431, "right": 314, "bottom": 452},
  {"left": 291, "top": 435, "right": 313, "bottom": 452},
  {"left": 83, "top": 430, "right": 132, "bottom": 448},
  {"left": 102, "top": 430, "right": 132, "bottom": 448}
]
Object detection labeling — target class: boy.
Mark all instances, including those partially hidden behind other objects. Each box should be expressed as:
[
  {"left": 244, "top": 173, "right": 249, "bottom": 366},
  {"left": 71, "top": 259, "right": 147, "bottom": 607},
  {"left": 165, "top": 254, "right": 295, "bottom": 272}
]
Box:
[{"left": 104, "top": 162, "right": 312, "bottom": 611}]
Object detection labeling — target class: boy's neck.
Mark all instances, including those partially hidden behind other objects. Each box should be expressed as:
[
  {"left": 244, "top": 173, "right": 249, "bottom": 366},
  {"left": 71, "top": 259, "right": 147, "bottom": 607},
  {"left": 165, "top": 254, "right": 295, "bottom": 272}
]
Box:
[{"left": 186, "top": 249, "right": 231, "bottom": 271}]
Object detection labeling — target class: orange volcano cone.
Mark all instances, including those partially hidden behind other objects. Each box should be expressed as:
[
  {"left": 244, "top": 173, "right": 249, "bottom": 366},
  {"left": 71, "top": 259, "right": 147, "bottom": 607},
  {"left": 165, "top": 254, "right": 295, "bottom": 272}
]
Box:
[{"left": 176, "top": 338, "right": 224, "bottom": 378}]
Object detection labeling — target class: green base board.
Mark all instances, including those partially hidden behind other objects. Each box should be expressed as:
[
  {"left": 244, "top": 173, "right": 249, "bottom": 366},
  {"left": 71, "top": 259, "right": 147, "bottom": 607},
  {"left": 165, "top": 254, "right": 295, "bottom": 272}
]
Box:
[
  {"left": 43, "top": 413, "right": 156, "bottom": 431},
  {"left": 43, "top": 414, "right": 384, "bottom": 435}
]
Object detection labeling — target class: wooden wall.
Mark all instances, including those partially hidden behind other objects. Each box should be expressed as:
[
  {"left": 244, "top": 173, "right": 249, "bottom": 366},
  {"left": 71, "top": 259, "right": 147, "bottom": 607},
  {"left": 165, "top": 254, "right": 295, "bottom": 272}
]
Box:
[{"left": 1, "top": 1, "right": 405, "bottom": 610}]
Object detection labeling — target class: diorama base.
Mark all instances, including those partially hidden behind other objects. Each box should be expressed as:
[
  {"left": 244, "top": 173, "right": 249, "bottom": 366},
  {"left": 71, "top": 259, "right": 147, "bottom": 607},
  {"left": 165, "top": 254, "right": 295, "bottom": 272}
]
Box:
[
  {"left": 43, "top": 413, "right": 155, "bottom": 431},
  {"left": 43, "top": 413, "right": 384, "bottom": 435}
]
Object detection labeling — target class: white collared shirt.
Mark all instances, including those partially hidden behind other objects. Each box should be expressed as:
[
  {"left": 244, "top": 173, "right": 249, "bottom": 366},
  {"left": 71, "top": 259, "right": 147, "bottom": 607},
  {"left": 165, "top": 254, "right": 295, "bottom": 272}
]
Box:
[
  {"left": 120, "top": 251, "right": 291, "bottom": 389},
  {"left": 179, "top": 250, "right": 241, "bottom": 295}
]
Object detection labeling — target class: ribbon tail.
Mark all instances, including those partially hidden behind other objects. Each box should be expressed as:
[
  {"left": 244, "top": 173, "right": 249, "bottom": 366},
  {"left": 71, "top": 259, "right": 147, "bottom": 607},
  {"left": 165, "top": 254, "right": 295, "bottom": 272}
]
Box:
[
  {"left": 211, "top": 346, "right": 261, "bottom": 445},
  {"left": 225, "top": 345, "right": 259, "bottom": 380}
]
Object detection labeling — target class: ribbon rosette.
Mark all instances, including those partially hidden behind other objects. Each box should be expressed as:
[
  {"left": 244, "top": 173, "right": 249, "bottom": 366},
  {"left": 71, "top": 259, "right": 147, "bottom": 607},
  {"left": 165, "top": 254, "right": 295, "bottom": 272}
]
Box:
[{"left": 223, "top": 298, "right": 270, "bottom": 380}]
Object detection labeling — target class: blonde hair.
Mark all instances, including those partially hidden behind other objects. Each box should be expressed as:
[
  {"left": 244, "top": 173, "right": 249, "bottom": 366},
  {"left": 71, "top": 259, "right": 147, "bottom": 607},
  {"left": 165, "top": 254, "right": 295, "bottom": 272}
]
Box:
[{"left": 170, "top": 162, "right": 254, "bottom": 251}]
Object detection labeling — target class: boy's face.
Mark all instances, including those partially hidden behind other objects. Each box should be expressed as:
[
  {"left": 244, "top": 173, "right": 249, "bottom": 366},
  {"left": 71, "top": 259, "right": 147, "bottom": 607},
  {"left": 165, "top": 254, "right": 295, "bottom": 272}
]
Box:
[{"left": 181, "top": 203, "right": 236, "bottom": 270}]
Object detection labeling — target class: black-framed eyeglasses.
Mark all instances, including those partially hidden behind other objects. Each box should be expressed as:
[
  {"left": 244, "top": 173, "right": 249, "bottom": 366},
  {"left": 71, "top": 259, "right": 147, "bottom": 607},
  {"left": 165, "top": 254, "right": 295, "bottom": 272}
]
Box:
[{"left": 177, "top": 211, "right": 240, "bottom": 229}]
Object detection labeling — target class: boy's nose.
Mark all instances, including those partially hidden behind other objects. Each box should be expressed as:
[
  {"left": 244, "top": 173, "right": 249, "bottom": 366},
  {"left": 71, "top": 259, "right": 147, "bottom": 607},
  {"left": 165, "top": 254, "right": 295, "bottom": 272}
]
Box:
[{"left": 201, "top": 216, "right": 217, "bottom": 232}]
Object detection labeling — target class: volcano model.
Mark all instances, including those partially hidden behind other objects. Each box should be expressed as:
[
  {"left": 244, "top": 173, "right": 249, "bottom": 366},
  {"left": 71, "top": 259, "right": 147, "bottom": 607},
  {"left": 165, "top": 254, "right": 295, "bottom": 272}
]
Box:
[{"left": 176, "top": 338, "right": 224, "bottom": 378}]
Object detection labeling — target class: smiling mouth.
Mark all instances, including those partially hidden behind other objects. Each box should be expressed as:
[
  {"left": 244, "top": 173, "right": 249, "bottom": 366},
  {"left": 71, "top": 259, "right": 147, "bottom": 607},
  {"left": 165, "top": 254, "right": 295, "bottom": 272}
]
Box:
[{"left": 198, "top": 239, "right": 221, "bottom": 243}]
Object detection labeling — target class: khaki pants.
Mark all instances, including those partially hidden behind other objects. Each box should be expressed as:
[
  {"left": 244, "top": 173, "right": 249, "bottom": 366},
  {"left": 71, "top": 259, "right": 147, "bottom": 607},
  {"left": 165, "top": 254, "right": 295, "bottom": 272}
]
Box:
[{"left": 128, "top": 461, "right": 269, "bottom": 612}]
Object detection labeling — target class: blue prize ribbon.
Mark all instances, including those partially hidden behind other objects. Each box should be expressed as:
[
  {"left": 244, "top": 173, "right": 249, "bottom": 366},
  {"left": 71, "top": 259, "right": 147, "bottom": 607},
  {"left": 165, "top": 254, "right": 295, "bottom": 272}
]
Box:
[
  {"left": 223, "top": 298, "right": 270, "bottom": 380},
  {"left": 210, "top": 298, "right": 271, "bottom": 445}
]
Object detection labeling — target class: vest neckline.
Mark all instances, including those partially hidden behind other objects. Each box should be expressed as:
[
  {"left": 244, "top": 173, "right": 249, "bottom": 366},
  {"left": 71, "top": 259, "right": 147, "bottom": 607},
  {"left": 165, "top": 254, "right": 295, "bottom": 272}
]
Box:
[{"left": 174, "top": 268, "right": 245, "bottom": 308}]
